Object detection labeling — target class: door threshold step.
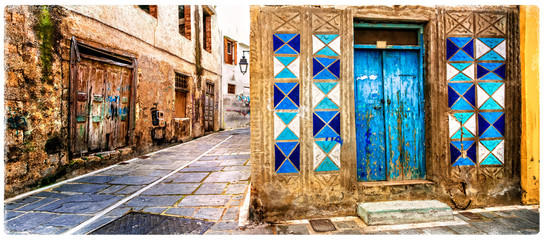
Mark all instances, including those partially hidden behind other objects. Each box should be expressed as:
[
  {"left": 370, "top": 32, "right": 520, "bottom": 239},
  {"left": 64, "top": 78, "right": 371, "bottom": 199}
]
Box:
[
  {"left": 357, "top": 200, "right": 453, "bottom": 226},
  {"left": 359, "top": 179, "right": 434, "bottom": 187}
]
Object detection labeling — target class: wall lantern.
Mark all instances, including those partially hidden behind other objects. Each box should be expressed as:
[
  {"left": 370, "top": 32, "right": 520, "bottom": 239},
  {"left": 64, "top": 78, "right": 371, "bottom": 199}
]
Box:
[{"left": 239, "top": 50, "right": 250, "bottom": 75}]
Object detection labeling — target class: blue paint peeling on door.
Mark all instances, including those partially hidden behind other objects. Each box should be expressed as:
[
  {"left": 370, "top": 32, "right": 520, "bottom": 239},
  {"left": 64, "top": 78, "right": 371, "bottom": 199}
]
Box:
[
  {"left": 355, "top": 49, "right": 425, "bottom": 181},
  {"left": 355, "top": 50, "right": 386, "bottom": 181}
]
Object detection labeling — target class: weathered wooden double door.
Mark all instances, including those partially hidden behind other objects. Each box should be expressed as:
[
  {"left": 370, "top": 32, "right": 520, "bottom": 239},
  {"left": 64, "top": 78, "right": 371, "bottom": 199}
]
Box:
[
  {"left": 204, "top": 82, "right": 215, "bottom": 132},
  {"left": 354, "top": 49, "right": 425, "bottom": 181},
  {"left": 73, "top": 59, "right": 132, "bottom": 154}
]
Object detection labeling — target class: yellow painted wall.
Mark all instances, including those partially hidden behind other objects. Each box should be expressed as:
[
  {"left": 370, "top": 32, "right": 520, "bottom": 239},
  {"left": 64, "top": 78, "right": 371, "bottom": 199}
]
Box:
[{"left": 520, "top": 5, "right": 540, "bottom": 205}]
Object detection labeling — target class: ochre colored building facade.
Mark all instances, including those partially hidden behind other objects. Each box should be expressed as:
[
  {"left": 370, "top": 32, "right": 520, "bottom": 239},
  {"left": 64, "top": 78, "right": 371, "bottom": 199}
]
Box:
[{"left": 519, "top": 5, "right": 540, "bottom": 205}]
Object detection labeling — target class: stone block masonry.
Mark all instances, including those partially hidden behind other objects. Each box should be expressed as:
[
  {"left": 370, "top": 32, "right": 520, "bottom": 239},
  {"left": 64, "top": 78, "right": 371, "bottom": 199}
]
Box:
[
  {"left": 357, "top": 200, "right": 453, "bottom": 225},
  {"left": 4, "top": 6, "right": 72, "bottom": 197}
]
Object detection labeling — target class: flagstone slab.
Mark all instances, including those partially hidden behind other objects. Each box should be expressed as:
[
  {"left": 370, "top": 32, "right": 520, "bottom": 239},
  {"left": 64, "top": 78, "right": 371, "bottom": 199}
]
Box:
[
  {"left": 109, "top": 176, "right": 160, "bottom": 185},
  {"left": 177, "top": 195, "right": 231, "bottom": 207}
]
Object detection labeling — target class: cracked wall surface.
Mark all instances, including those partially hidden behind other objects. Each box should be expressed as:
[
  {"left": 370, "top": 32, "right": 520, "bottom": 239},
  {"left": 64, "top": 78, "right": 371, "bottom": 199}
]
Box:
[
  {"left": 4, "top": 5, "right": 222, "bottom": 198},
  {"left": 250, "top": 5, "right": 522, "bottom": 222}
]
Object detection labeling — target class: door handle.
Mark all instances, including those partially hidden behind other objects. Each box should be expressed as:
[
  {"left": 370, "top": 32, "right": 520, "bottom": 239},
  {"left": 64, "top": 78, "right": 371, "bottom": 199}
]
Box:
[
  {"left": 380, "top": 99, "right": 385, "bottom": 104},
  {"left": 387, "top": 99, "right": 391, "bottom": 105},
  {"left": 373, "top": 106, "right": 382, "bottom": 110}
]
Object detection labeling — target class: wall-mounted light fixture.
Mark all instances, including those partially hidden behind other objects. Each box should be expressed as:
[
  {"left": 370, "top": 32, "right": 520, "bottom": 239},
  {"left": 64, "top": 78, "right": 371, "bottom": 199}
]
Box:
[{"left": 239, "top": 50, "right": 250, "bottom": 75}]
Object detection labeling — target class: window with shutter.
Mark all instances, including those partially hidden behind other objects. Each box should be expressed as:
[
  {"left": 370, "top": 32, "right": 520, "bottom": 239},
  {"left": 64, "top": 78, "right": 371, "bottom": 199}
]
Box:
[
  {"left": 224, "top": 37, "right": 237, "bottom": 65},
  {"left": 175, "top": 72, "right": 189, "bottom": 118},
  {"left": 203, "top": 10, "right": 212, "bottom": 52},
  {"left": 179, "top": 5, "right": 191, "bottom": 39},
  {"left": 138, "top": 5, "right": 158, "bottom": 18},
  {"left": 228, "top": 84, "right": 236, "bottom": 94}
]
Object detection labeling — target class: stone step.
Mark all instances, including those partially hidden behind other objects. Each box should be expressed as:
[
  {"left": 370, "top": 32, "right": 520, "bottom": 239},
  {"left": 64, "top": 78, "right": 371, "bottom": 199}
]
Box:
[{"left": 357, "top": 200, "right": 454, "bottom": 225}]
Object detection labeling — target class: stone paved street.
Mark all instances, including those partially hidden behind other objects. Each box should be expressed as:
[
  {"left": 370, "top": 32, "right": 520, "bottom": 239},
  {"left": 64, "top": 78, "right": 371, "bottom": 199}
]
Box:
[
  {"left": 219, "top": 206, "right": 539, "bottom": 235},
  {"left": 3, "top": 127, "right": 540, "bottom": 235},
  {"left": 5, "top": 128, "right": 251, "bottom": 234}
]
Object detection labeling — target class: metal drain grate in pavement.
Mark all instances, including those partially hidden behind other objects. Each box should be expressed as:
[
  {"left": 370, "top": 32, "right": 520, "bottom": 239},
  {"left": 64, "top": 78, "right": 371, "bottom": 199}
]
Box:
[
  {"left": 90, "top": 212, "right": 213, "bottom": 235},
  {"left": 309, "top": 219, "right": 337, "bottom": 232}
]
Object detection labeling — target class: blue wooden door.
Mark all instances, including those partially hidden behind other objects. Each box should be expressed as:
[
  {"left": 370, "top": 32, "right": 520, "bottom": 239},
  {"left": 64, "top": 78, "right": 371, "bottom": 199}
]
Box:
[
  {"left": 355, "top": 49, "right": 425, "bottom": 181},
  {"left": 355, "top": 50, "right": 387, "bottom": 181}
]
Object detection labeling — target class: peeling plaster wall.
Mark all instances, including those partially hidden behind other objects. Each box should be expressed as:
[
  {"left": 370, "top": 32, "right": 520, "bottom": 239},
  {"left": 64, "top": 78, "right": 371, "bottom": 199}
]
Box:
[
  {"left": 250, "top": 5, "right": 521, "bottom": 222},
  {"left": 4, "top": 5, "right": 222, "bottom": 198},
  {"left": 197, "top": 6, "right": 222, "bottom": 75},
  {"left": 434, "top": 6, "right": 521, "bottom": 210},
  {"left": 222, "top": 43, "right": 250, "bottom": 130},
  {"left": 218, "top": 5, "right": 251, "bottom": 130}
]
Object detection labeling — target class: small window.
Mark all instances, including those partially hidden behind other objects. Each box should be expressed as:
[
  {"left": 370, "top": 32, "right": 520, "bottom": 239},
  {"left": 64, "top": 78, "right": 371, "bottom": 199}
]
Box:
[
  {"left": 138, "top": 5, "right": 158, "bottom": 18},
  {"left": 175, "top": 72, "right": 189, "bottom": 118},
  {"left": 203, "top": 10, "right": 212, "bottom": 53},
  {"left": 228, "top": 84, "right": 236, "bottom": 94},
  {"left": 224, "top": 37, "right": 237, "bottom": 65},
  {"left": 178, "top": 5, "right": 191, "bottom": 39},
  {"left": 206, "top": 82, "right": 214, "bottom": 95},
  {"left": 175, "top": 72, "right": 189, "bottom": 91},
  {"left": 354, "top": 28, "right": 419, "bottom": 45}
]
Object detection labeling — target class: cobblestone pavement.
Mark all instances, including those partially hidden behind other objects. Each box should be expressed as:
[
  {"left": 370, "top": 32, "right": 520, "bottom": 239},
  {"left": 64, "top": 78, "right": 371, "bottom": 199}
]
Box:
[
  {"left": 4, "top": 128, "right": 251, "bottom": 234},
  {"left": 3, "top": 127, "right": 540, "bottom": 235}
]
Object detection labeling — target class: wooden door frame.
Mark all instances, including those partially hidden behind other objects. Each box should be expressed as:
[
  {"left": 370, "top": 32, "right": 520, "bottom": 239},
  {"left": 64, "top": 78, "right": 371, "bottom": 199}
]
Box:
[
  {"left": 353, "top": 23, "right": 426, "bottom": 181},
  {"left": 69, "top": 37, "right": 138, "bottom": 156}
]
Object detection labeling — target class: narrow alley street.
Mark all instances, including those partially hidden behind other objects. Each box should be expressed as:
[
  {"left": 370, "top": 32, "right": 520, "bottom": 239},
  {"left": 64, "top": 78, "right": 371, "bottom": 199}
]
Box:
[
  {"left": 3, "top": 4, "right": 540, "bottom": 236},
  {"left": 5, "top": 128, "right": 251, "bottom": 234}
]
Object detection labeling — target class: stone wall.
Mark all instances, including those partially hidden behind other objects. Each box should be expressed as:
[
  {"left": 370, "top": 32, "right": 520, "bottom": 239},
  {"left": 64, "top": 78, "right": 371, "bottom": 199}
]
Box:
[
  {"left": 249, "top": 5, "right": 521, "bottom": 222},
  {"left": 4, "top": 5, "right": 222, "bottom": 198},
  {"left": 5, "top": 6, "right": 70, "bottom": 197}
]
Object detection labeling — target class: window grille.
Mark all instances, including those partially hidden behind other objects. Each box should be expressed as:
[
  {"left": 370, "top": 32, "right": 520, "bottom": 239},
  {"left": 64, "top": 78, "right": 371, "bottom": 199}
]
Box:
[{"left": 175, "top": 72, "right": 189, "bottom": 91}]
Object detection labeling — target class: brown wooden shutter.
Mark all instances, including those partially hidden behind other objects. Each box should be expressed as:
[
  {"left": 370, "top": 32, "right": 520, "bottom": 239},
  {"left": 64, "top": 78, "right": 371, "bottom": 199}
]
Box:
[
  {"left": 205, "top": 16, "right": 211, "bottom": 52},
  {"left": 184, "top": 5, "right": 191, "bottom": 40},
  {"left": 175, "top": 91, "right": 187, "bottom": 118},
  {"left": 149, "top": 5, "right": 158, "bottom": 18},
  {"left": 234, "top": 42, "right": 237, "bottom": 65},
  {"left": 224, "top": 37, "right": 229, "bottom": 64}
]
